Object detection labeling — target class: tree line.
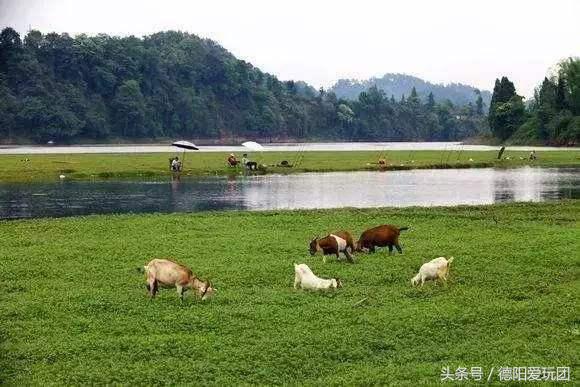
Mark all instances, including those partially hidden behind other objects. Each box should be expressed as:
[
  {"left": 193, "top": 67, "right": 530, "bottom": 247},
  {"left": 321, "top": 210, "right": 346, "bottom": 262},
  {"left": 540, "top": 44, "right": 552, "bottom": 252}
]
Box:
[
  {"left": 488, "top": 58, "right": 579, "bottom": 145},
  {"left": 0, "top": 27, "right": 488, "bottom": 144}
]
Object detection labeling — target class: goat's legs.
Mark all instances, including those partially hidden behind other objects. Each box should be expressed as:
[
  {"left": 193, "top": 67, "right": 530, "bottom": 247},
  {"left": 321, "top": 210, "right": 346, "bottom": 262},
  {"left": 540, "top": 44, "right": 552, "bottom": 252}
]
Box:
[
  {"left": 148, "top": 278, "right": 158, "bottom": 298},
  {"left": 344, "top": 249, "right": 355, "bottom": 263},
  {"left": 176, "top": 285, "right": 186, "bottom": 301},
  {"left": 395, "top": 243, "right": 403, "bottom": 254},
  {"left": 294, "top": 275, "right": 301, "bottom": 290}
]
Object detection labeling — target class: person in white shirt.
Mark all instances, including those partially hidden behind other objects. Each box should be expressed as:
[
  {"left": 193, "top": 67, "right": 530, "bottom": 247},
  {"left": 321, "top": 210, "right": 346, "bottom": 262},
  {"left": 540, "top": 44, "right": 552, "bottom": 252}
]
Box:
[{"left": 171, "top": 157, "right": 182, "bottom": 172}]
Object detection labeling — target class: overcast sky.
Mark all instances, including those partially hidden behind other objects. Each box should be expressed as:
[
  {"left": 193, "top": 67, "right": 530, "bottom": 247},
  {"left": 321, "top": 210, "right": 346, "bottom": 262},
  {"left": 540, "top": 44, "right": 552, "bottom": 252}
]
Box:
[{"left": 1, "top": 0, "right": 578, "bottom": 96}]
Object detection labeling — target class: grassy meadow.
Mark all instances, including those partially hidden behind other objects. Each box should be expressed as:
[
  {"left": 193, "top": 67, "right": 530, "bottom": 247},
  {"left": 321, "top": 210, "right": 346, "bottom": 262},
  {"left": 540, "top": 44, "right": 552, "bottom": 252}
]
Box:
[
  {"left": 1, "top": 149, "right": 579, "bottom": 183},
  {"left": 0, "top": 202, "right": 578, "bottom": 385}
]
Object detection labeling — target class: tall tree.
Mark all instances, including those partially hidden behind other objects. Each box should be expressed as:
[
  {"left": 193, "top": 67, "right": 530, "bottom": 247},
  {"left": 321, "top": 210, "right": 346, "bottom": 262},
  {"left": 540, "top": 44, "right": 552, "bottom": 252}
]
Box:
[
  {"left": 0, "top": 27, "right": 21, "bottom": 58},
  {"left": 474, "top": 90, "right": 484, "bottom": 115},
  {"left": 408, "top": 87, "right": 420, "bottom": 104},
  {"left": 488, "top": 77, "right": 524, "bottom": 141},
  {"left": 426, "top": 92, "right": 435, "bottom": 111},
  {"left": 555, "top": 77, "right": 568, "bottom": 111},
  {"left": 558, "top": 57, "right": 580, "bottom": 115},
  {"left": 536, "top": 77, "right": 557, "bottom": 139}
]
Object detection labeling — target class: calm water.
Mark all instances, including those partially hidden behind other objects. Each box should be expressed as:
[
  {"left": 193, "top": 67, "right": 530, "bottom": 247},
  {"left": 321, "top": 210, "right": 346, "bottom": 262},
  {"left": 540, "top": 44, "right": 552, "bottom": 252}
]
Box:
[
  {"left": 0, "top": 141, "right": 576, "bottom": 154},
  {"left": 0, "top": 167, "right": 578, "bottom": 219}
]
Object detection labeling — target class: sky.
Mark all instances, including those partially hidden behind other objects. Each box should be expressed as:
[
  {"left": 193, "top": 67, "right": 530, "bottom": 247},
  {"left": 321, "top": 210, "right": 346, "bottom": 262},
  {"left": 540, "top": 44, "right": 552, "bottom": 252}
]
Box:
[{"left": 1, "top": 0, "right": 578, "bottom": 97}]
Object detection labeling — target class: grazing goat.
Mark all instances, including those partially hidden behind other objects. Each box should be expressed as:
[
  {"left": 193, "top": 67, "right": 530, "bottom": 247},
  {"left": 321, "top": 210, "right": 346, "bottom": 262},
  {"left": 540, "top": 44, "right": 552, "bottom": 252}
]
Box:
[
  {"left": 411, "top": 257, "right": 455, "bottom": 286},
  {"left": 293, "top": 263, "right": 342, "bottom": 291},
  {"left": 143, "top": 258, "right": 216, "bottom": 300},
  {"left": 356, "top": 225, "right": 408, "bottom": 254},
  {"left": 309, "top": 231, "right": 355, "bottom": 263}
]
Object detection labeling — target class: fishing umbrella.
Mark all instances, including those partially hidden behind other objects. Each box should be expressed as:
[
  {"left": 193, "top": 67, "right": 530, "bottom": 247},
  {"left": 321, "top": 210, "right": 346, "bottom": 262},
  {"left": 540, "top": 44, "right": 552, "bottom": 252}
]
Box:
[
  {"left": 172, "top": 140, "right": 199, "bottom": 150},
  {"left": 171, "top": 140, "right": 199, "bottom": 169},
  {"left": 241, "top": 141, "right": 265, "bottom": 168},
  {"left": 241, "top": 141, "right": 264, "bottom": 151}
]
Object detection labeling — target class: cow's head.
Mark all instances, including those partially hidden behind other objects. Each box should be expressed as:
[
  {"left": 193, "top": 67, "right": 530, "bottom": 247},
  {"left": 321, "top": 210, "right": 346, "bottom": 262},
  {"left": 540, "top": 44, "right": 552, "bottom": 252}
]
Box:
[{"left": 334, "top": 278, "right": 343, "bottom": 288}]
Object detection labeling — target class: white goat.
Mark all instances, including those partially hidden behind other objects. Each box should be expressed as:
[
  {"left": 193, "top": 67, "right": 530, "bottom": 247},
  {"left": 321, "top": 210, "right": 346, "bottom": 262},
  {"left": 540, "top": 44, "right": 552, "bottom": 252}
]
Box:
[
  {"left": 411, "top": 257, "right": 454, "bottom": 287},
  {"left": 293, "top": 263, "right": 342, "bottom": 291}
]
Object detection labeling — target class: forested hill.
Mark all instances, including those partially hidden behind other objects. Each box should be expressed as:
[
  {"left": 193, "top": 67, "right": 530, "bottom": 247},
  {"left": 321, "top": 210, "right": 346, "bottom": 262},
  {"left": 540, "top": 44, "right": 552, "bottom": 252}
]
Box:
[
  {"left": 0, "top": 28, "right": 488, "bottom": 143},
  {"left": 487, "top": 58, "right": 579, "bottom": 146},
  {"left": 331, "top": 74, "right": 492, "bottom": 107}
]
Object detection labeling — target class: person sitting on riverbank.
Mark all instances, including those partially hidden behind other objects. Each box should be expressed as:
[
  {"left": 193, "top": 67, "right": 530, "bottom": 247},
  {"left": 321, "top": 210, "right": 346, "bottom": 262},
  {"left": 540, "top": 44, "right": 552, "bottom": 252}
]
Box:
[
  {"left": 227, "top": 153, "right": 239, "bottom": 167},
  {"left": 242, "top": 153, "right": 258, "bottom": 170},
  {"left": 529, "top": 150, "right": 537, "bottom": 161},
  {"left": 171, "top": 157, "right": 182, "bottom": 172}
]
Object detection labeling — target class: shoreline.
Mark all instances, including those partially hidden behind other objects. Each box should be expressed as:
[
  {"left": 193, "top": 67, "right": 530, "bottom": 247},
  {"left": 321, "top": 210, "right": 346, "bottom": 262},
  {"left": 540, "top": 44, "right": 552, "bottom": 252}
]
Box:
[
  {"left": 1, "top": 149, "right": 578, "bottom": 183},
  {"left": 3, "top": 198, "right": 579, "bottom": 223}
]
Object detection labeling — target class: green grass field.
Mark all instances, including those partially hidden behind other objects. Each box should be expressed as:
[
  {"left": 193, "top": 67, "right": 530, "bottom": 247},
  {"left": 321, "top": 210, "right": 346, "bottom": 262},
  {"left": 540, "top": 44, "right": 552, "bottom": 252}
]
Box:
[
  {"left": 1, "top": 149, "right": 579, "bottom": 182},
  {"left": 1, "top": 202, "right": 578, "bottom": 385}
]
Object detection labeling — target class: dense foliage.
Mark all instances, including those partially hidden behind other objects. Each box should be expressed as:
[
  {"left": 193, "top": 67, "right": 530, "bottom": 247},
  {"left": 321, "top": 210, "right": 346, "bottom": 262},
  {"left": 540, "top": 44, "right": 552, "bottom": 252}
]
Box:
[
  {"left": 331, "top": 73, "right": 491, "bottom": 107},
  {"left": 0, "top": 28, "right": 487, "bottom": 143},
  {"left": 489, "top": 58, "right": 580, "bottom": 145},
  {"left": 488, "top": 77, "right": 525, "bottom": 141}
]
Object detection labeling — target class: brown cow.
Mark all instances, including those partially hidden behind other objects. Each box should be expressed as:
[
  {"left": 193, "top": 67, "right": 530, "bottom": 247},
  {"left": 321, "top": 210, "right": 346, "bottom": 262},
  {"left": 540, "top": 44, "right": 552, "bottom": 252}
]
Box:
[
  {"left": 356, "top": 225, "right": 408, "bottom": 254},
  {"left": 309, "top": 231, "right": 355, "bottom": 263}
]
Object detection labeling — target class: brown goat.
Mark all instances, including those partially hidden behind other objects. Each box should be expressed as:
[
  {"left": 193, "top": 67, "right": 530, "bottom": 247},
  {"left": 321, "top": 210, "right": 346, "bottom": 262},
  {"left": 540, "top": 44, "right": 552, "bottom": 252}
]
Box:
[
  {"left": 356, "top": 225, "right": 408, "bottom": 254},
  {"left": 143, "top": 258, "right": 215, "bottom": 301},
  {"left": 309, "top": 231, "right": 355, "bottom": 263}
]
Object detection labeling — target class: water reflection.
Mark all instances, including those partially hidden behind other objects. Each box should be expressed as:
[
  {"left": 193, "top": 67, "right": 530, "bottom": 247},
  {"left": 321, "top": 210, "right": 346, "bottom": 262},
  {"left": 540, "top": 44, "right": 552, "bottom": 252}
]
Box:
[
  {"left": 492, "top": 167, "right": 569, "bottom": 202},
  {"left": 0, "top": 167, "right": 578, "bottom": 219}
]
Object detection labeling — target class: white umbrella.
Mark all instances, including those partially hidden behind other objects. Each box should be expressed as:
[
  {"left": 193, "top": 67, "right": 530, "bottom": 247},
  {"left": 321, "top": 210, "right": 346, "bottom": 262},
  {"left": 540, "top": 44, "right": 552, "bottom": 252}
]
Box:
[
  {"left": 172, "top": 140, "right": 199, "bottom": 150},
  {"left": 171, "top": 141, "right": 199, "bottom": 170},
  {"left": 241, "top": 141, "right": 264, "bottom": 151}
]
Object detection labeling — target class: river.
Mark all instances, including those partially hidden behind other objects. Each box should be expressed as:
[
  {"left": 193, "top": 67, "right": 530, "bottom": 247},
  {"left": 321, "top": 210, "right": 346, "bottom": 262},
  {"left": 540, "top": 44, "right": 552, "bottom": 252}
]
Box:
[{"left": 0, "top": 167, "right": 577, "bottom": 219}]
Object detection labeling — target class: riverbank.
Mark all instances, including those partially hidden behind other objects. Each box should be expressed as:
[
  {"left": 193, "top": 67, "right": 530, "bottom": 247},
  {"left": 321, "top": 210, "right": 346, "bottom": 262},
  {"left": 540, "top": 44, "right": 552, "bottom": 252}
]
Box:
[
  {"left": 1, "top": 202, "right": 578, "bottom": 384},
  {"left": 1, "top": 149, "right": 579, "bottom": 183}
]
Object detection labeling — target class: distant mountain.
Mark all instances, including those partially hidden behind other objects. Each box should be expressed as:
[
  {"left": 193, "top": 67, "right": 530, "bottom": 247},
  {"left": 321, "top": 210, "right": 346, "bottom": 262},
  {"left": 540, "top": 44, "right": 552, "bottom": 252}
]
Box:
[{"left": 330, "top": 73, "right": 491, "bottom": 107}]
